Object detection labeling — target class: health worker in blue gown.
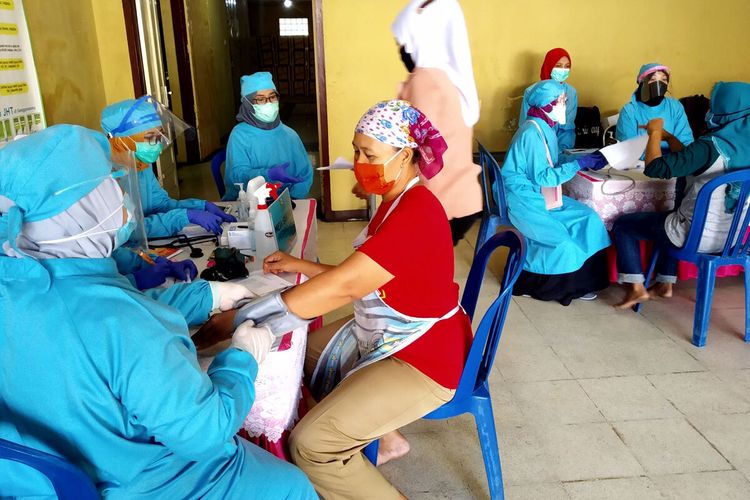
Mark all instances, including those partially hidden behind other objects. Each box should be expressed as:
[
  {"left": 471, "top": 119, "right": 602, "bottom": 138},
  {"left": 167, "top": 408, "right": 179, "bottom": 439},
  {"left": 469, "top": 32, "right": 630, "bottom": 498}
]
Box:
[
  {"left": 616, "top": 63, "right": 694, "bottom": 150},
  {"left": 110, "top": 246, "right": 252, "bottom": 327},
  {"left": 101, "top": 96, "right": 236, "bottom": 239},
  {"left": 503, "top": 80, "right": 612, "bottom": 305},
  {"left": 102, "top": 97, "right": 247, "bottom": 326},
  {"left": 224, "top": 72, "right": 313, "bottom": 200},
  {"left": 0, "top": 125, "right": 317, "bottom": 499},
  {"left": 519, "top": 47, "right": 578, "bottom": 152}
]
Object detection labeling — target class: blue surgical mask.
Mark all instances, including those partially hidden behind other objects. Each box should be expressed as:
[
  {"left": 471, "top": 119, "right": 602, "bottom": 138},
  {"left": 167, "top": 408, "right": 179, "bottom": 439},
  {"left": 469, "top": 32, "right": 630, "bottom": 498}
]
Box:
[
  {"left": 550, "top": 68, "right": 570, "bottom": 83},
  {"left": 134, "top": 142, "right": 164, "bottom": 164},
  {"left": 115, "top": 195, "right": 137, "bottom": 247},
  {"left": 115, "top": 212, "right": 135, "bottom": 248},
  {"left": 253, "top": 102, "right": 280, "bottom": 123}
]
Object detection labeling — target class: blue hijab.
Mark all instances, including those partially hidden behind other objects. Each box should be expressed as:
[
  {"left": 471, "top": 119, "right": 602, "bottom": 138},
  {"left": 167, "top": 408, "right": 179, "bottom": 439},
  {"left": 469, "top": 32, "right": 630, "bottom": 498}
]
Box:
[
  {"left": 707, "top": 82, "right": 750, "bottom": 169},
  {"left": 706, "top": 82, "right": 750, "bottom": 212}
]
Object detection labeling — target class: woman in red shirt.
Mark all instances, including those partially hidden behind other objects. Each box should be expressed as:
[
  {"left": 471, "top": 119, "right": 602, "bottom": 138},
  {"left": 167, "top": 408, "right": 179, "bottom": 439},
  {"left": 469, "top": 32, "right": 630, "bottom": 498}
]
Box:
[{"left": 241, "top": 99, "right": 473, "bottom": 498}]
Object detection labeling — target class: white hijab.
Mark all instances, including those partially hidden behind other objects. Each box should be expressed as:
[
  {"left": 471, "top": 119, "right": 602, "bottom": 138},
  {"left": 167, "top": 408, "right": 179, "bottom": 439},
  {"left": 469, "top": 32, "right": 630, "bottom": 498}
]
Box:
[
  {"left": 391, "top": 0, "right": 480, "bottom": 127},
  {"left": 6, "top": 178, "right": 124, "bottom": 260}
]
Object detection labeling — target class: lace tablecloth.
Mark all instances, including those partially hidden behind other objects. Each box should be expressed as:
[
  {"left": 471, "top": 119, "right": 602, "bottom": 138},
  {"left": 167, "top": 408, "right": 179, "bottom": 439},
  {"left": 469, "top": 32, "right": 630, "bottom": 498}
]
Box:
[
  {"left": 563, "top": 169, "right": 676, "bottom": 230},
  {"left": 197, "top": 199, "right": 317, "bottom": 443}
]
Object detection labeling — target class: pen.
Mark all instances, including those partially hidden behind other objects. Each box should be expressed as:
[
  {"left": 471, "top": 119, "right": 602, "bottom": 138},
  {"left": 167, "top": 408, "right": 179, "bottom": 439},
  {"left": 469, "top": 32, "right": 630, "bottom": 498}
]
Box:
[{"left": 137, "top": 249, "right": 156, "bottom": 265}]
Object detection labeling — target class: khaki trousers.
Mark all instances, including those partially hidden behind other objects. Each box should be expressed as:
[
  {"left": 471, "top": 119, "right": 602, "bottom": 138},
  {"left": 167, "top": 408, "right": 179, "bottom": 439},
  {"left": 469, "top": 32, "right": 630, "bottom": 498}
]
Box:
[{"left": 289, "top": 317, "right": 454, "bottom": 499}]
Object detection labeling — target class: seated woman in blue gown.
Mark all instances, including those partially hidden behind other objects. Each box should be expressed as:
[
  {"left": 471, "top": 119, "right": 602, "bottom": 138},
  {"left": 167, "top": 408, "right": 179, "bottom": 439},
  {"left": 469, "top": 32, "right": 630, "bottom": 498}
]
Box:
[
  {"left": 519, "top": 47, "right": 578, "bottom": 152},
  {"left": 101, "top": 97, "right": 236, "bottom": 239},
  {"left": 616, "top": 63, "right": 694, "bottom": 150},
  {"left": 223, "top": 72, "right": 313, "bottom": 201},
  {"left": 0, "top": 125, "right": 316, "bottom": 499},
  {"left": 502, "top": 80, "right": 611, "bottom": 305}
]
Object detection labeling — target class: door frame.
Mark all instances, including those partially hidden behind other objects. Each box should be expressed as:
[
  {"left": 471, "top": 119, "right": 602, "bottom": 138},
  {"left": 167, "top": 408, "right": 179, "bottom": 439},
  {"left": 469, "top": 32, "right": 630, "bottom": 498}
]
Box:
[
  {"left": 122, "top": 0, "right": 200, "bottom": 164},
  {"left": 313, "top": 0, "right": 366, "bottom": 221},
  {"left": 168, "top": 0, "right": 200, "bottom": 163},
  {"left": 122, "top": 0, "right": 146, "bottom": 97}
]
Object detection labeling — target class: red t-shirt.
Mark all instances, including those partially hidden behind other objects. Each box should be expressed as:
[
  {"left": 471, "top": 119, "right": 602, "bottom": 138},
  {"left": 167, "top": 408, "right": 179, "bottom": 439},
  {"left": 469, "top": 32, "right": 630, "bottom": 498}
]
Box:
[{"left": 357, "top": 185, "right": 473, "bottom": 389}]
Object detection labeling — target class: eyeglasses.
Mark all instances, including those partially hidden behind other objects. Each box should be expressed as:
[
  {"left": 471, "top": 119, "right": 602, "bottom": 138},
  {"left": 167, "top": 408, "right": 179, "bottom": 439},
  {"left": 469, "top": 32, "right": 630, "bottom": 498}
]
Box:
[
  {"left": 249, "top": 93, "right": 279, "bottom": 105},
  {"left": 143, "top": 130, "right": 170, "bottom": 146}
]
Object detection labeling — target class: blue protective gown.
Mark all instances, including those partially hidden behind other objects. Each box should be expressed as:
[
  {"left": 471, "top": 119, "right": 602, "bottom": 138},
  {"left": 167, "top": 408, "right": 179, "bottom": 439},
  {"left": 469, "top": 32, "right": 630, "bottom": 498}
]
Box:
[
  {"left": 520, "top": 81, "right": 578, "bottom": 151},
  {"left": 616, "top": 94, "right": 694, "bottom": 150},
  {"left": 111, "top": 247, "right": 213, "bottom": 326},
  {"left": 224, "top": 122, "right": 312, "bottom": 201},
  {"left": 138, "top": 168, "right": 206, "bottom": 238},
  {"left": 0, "top": 256, "right": 316, "bottom": 499},
  {"left": 502, "top": 117, "right": 611, "bottom": 275}
]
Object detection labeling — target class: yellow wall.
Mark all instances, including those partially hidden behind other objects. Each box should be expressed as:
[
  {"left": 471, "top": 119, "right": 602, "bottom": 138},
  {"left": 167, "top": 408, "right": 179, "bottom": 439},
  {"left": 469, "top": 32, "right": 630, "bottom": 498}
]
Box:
[
  {"left": 91, "top": 1, "right": 133, "bottom": 105},
  {"left": 184, "top": 0, "right": 235, "bottom": 159},
  {"left": 23, "top": 0, "right": 132, "bottom": 130},
  {"left": 321, "top": 0, "right": 750, "bottom": 211}
]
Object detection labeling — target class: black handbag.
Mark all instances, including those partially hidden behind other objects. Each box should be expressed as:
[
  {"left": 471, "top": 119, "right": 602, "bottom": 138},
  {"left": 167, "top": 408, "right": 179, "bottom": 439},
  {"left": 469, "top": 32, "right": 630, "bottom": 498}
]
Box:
[{"left": 199, "top": 247, "right": 249, "bottom": 282}]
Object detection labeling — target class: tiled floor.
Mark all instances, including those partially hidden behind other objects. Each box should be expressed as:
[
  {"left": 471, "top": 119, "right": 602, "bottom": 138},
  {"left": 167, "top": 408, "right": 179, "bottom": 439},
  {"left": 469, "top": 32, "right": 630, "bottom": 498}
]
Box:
[
  {"left": 316, "top": 220, "right": 750, "bottom": 500},
  {"left": 180, "top": 171, "right": 750, "bottom": 499}
]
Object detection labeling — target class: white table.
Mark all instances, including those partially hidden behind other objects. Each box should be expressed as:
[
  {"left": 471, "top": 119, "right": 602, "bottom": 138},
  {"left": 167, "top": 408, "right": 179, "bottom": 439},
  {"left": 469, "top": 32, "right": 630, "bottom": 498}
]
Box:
[{"left": 190, "top": 199, "right": 318, "bottom": 444}]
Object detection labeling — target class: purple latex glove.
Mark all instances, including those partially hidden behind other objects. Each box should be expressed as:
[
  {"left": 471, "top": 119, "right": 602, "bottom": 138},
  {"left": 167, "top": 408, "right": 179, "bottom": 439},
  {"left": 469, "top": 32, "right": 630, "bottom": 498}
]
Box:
[
  {"left": 267, "top": 162, "right": 303, "bottom": 184},
  {"left": 157, "top": 256, "right": 198, "bottom": 281},
  {"left": 132, "top": 260, "right": 171, "bottom": 290},
  {"left": 204, "top": 201, "right": 237, "bottom": 223},
  {"left": 187, "top": 209, "right": 223, "bottom": 234},
  {"left": 577, "top": 151, "right": 608, "bottom": 171}
]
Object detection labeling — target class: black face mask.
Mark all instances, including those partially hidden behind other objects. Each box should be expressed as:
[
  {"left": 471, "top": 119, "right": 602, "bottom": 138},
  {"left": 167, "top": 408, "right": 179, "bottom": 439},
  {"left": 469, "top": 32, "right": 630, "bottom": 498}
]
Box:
[
  {"left": 399, "top": 46, "right": 415, "bottom": 73},
  {"left": 638, "top": 80, "right": 668, "bottom": 107}
]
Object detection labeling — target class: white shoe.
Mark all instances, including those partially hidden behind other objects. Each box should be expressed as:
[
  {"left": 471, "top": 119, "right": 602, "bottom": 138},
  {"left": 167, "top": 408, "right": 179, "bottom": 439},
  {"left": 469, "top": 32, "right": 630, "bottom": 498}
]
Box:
[{"left": 578, "top": 292, "right": 598, "bottom": 301}]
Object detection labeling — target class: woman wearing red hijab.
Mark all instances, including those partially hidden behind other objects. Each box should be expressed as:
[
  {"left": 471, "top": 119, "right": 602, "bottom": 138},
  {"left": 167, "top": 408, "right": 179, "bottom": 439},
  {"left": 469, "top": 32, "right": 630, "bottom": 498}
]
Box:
[{"left": 520, "top": 48, "right": 578, "bottom": 151}]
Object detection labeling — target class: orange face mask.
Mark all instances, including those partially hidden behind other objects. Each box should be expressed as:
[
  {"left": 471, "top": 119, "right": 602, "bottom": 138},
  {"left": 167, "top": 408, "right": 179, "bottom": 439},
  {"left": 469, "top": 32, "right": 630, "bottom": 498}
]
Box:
[{"left": 353, "top": 148, "right": 404, "bottom": 195}]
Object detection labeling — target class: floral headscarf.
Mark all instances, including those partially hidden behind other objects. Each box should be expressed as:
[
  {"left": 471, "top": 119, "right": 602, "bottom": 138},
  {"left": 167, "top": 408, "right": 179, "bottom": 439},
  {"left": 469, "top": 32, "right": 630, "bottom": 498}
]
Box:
[{"left": 355, "top": 99, "right": 448, "bottom": 179}]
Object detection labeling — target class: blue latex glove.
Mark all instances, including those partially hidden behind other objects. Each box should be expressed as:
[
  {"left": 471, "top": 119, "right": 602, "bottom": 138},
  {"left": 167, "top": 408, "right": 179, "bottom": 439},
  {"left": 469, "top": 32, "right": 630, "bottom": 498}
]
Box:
[
  {"left": 132, "top": 259, "right": 171, "bottom": 290},
  {"left": 158, "top": 256, "right": 198, "bottom": 281},
  {"left": 267, "top": 162, "right": 303, "bottom": 184},
  {"left": 187, "top": 209, "right": 223, "bottom": 234},
  {"left": 577, "top": 151, "right": 608, "bottom": 171},
  {"left": 204, "top": 201, "right": 237, "bottom": 223}
]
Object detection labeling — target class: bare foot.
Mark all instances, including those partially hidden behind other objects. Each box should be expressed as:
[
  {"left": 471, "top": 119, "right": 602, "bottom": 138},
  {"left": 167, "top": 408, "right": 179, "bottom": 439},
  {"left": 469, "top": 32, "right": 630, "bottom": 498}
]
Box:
[
  {"left": 376, "top": 430, "right": 410, "bottom": 466},
  {"left": 614, "top": 284, "right": 650, "bottom": 310},
  {"left": 648, "top": 282, "right": 673, "bottom": 299}
]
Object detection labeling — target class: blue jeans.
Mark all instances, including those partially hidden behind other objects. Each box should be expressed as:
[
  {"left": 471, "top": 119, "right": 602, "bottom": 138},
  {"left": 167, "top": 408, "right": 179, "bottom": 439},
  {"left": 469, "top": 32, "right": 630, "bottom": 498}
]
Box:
[{"left": 612, "top": 212, "right": 678, "bottom": 284}]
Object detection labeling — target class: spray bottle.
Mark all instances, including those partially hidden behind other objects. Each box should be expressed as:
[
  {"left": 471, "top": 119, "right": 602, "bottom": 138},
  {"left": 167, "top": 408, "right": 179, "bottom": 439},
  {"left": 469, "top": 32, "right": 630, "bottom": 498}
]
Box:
[
  {"left": 245, "top": 176, "right": 266, "bottom": 223},
  {"left": 253, "top": 183, "right": 279, "bottom": 262}
]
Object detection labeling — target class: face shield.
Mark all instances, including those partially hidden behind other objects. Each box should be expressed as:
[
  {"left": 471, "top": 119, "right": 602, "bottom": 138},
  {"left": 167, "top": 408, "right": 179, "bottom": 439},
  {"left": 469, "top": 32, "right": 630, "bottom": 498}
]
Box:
[
  {"left": 638, "top": 72, "right": 669, "bottom": 106},
  {"left": 112, "top": 150, "right": 148, "bottom": 253},
  {"left": 107, "top": 96, "right": 194, "bottom": 169},
  {"left": 48, "top": 150, "right": 148, "bottom": 256}
]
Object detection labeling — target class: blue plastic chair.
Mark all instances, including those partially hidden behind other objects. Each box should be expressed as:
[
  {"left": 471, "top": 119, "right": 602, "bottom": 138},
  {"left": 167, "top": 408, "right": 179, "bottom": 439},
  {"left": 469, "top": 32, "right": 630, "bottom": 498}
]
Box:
[
  {"left": 363, "top": 228, "right": 527, "bottom": 500},
  {"left": 635, "top": 169, "right": 750, "bottom": 347},
  {"left": 475, "top": 142, "right": 511, "bottom": 256},
  {"left": 211, "top": 148, "right": 227, "bottom": 198},
  {"left": 0, "top": 438, "right": 98, "bottom": 499}
]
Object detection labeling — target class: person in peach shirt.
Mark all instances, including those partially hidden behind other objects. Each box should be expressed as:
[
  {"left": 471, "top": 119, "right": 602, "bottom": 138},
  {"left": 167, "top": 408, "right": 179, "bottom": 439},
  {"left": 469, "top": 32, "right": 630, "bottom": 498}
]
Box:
[{"left": 354, "top": 0, "right": 483, "bottom": 246}]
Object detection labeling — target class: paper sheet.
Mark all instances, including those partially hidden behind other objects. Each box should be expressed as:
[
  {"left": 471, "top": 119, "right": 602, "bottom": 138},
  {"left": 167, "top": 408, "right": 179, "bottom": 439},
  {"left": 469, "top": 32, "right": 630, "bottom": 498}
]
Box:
[
  {"left": 600, "top": 135, "right": 648, "bottom": 170},
  {"left": 236, "top": 271, "right": 294, "bottom": 297},
  {"left": 317, "top": 156, "right": 353, "bottom": 171}
]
